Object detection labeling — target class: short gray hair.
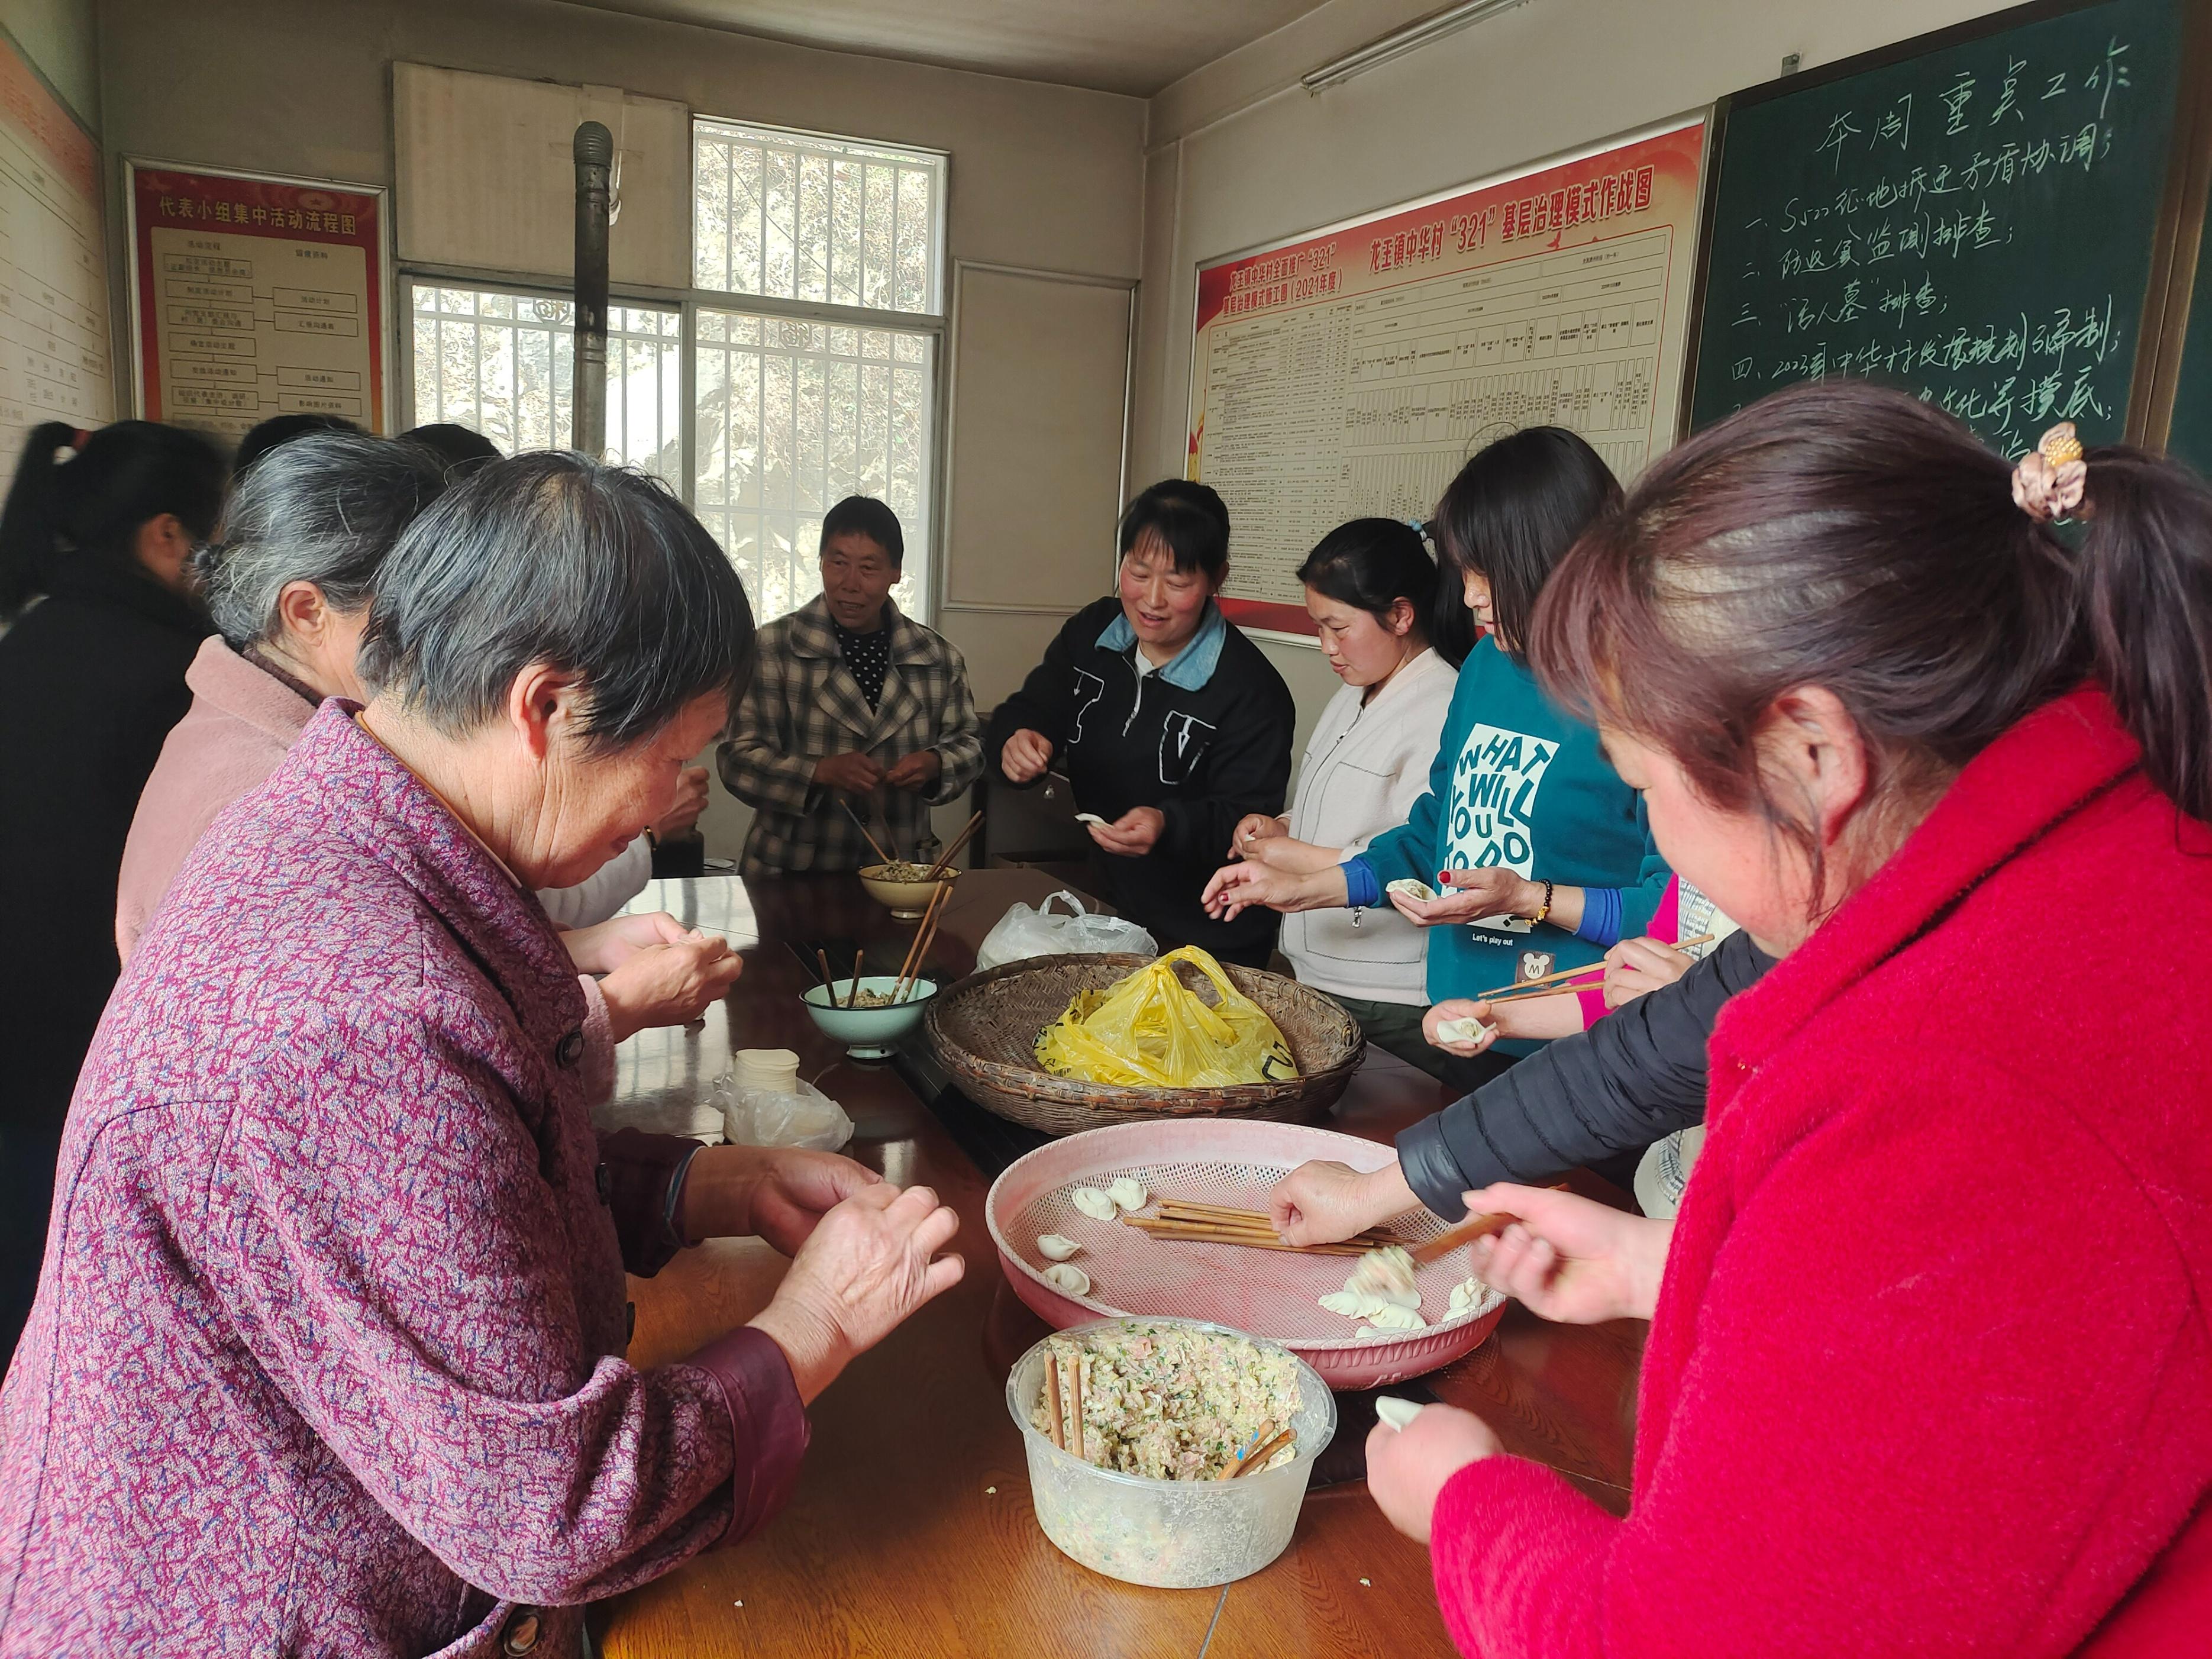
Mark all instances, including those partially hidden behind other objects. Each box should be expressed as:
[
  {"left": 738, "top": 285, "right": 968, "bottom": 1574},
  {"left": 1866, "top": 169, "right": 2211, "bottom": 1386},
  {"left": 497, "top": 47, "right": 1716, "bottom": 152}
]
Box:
[
  {"left": 195, "top": 431, "right": 447, "bottom": 649},
  {"left": 356, "top": 452, "right": 755, "bottom": 751}
]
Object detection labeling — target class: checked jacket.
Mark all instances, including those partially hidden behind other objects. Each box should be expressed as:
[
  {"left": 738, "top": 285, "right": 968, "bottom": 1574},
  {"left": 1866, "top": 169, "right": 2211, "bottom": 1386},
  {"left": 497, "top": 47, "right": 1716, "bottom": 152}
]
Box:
[{"left": 718, "top": 593, "right": 983, "bottom": 873}]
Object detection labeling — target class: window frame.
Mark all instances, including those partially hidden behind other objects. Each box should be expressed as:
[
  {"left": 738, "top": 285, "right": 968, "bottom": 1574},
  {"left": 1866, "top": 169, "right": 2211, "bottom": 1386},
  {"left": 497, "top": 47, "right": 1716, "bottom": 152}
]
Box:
[
  {"left": 395, "top": 114, "right": 951, "bottom": 624},
  {"left": 399, "top": 271, "right": 684, "bottom": 476},
  {"left": 690, "top": 114, "right": 949, "bottom": 319}
]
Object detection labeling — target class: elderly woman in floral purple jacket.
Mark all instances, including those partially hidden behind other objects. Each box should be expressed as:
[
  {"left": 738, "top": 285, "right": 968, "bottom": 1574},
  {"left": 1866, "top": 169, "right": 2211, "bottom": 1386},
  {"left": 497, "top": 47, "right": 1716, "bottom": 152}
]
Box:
[{"left": 0, "top": 456, "right": 964, "bottom": 1658}]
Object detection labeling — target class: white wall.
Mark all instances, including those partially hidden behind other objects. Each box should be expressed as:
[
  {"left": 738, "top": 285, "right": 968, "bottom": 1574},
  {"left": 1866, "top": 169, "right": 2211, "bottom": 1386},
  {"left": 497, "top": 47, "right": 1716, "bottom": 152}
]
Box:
[
  {"left": 95, "top": 0, "right": 1148, "bottom": 860},
  {"left": 1135, "top": 0, "right": 2021, "bottom": 745},
  {"left": 1, "top": 0, "right": 96, "bottom": 128}
]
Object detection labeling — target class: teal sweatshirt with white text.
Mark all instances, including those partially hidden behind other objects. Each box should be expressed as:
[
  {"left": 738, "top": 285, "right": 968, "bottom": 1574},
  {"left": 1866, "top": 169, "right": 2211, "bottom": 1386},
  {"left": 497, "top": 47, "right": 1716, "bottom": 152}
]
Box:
[{"left": 1352, "top": 637, "right": 1668, "bottom": 1056}]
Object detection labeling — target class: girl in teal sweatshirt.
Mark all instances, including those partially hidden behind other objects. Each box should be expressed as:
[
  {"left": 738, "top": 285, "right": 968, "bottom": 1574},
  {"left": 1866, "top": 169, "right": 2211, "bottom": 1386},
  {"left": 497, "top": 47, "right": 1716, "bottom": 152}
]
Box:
[{"left": 1205, "top": 427, "right": 1667, "bottom": 1066}]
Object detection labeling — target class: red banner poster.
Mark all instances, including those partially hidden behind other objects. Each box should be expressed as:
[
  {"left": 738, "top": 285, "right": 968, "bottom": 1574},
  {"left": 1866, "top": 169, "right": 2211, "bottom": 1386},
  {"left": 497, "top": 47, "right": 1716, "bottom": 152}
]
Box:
[
  {"left": 130, "top": 164, "right": 386, "bottom": 443},
  {"left": 1188, "top": 120, "right": 1705, "bottom": 638},
  {"left": 0, "top": 35, "right": 112, "bottom": 475}
]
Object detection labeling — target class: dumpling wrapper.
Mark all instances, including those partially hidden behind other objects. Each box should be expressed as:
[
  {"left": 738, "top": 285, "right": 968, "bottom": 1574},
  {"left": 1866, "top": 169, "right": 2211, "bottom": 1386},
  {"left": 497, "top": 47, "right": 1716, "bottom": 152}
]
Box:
[
  {"left": 1375, "top": 1396, "right": 1425, "bottom": 1431},
  {"left": 1368, "top": 1301, "right": 1427, "bottom": 1332},
  {"left": 1385, "top": 879, "right": 1437, "bottom": 903},
  {"left": 1435, "top": 1015, "right": 1494, "bottom": 1044},
  {"left": 1068, "top": 1187, "right": 1118, "bottom": 1221},
  {"left": 1446, "top": 1275, "right": 1484, "bottom": 1318},
  {"left": 1354, "top": 1325, "right": 1394, "bottom": 1342},
  {"left": 1041, "top": 1263, "right": 1092, "bottom": 1296},
  {"left": 1318, "top": 1289, "right": 1388, "bottom": 1320},
  {"left": 1074, "top": 812, "right": 1107, "bottom": 825},
  {"left": 1037, "top": 1234, "right": 1083, "bottom": 1262},
  {"left": 1106, "top": 1176, "right": 1148, "bottom": 1212},
  {"left": 1346, "top": 1244, "right": 1422, "bottom": 1309}
]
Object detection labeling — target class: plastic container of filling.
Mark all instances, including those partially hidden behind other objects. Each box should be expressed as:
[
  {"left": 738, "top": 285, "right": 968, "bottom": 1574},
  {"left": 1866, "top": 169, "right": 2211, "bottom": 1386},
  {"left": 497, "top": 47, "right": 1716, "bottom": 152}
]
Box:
[{"left": 1005, "top": 1318, "right": 1336, "bottom": 1589}]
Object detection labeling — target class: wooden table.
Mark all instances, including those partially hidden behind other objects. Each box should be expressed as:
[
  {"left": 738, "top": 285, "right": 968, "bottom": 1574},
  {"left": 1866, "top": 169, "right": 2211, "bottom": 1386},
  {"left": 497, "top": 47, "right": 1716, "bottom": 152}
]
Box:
[{"left": 590, "top": 869, "right": 1644, "bottom": 1659}]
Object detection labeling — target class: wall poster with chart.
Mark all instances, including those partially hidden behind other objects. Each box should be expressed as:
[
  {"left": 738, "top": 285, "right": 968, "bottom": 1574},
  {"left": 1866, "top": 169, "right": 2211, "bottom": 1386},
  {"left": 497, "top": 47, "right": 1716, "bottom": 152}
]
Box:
[
  {"left": 0, "top": 28, "right": 114, "bottom": 476},
  {"left": 127, "top": 162, "right": 388, "bottom": 446},
  {"left": 1186, "top": 118, "right": 1706, "bottom": 640}
]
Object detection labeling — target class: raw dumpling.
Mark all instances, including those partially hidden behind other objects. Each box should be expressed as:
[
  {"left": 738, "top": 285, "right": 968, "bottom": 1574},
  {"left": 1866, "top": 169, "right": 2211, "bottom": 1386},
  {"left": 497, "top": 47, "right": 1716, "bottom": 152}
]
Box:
[
  {"left": 1353, "top": 1325, "right": 1393, "bottom": 1342},
  {"left": 1037, "top": 1234, "right": 1083, "bottom": 1262},
  {"left": 1367, "top": 1301, "right": 1427, "bottom": 1332},
  {"left": 1041, "top": 1263, "right": 1092, "bottom": 1296},
  {"left": 1446, "top": 1276, "right": 1485, "bottom": 1318},
  {"left": 1106, "top": 1176, "right": 1148, "bottom": 1212},
  {"left": 1346, "top": 1244, "right": 1422, "bottom": 1309},
  {"left": 1317, "top": 1289, "right": 1388, "bottom": 1320},
  {"left": 1374, "top": 1395, "right": 1425, "bottom": 1431},
  {"left": 1068, "top": 1187, "right": 1119, "bottom": 1221},
  {"left": 1435, "top": 1015, "right": 1493, "bottom": 1044},
  {"left": 1385, "top": 879, "right": 1436, "bottom": 902}
]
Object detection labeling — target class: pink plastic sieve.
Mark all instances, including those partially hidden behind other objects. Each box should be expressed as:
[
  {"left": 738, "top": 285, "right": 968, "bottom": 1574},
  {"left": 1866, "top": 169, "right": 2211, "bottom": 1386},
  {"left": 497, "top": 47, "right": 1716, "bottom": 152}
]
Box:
[{"left": 984, "top": 1119, "right": 1505, "bottom": 1390}]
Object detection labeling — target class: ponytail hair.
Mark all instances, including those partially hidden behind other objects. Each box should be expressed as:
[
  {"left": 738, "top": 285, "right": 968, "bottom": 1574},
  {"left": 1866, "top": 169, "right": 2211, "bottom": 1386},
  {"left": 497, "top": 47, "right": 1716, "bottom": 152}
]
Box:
[
  {"left": 1297, "top": 516, "right": 1471, "bottom": 667},
  {"left": 2072, "top": 447, "right": 2212, "bottom": 823},
  {"left": 0, "top": 422, "right": 79, "bottom": 615},
  {"left": 1528, "top": 379, "right": 2212, "bottom": 854},
  {"left": 0, "top": 419, "right": 225, "bottom": 619}
]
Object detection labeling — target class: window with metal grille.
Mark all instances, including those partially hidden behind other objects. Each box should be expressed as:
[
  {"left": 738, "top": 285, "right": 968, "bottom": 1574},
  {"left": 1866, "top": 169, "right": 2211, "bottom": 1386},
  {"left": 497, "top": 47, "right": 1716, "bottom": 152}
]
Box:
[
  {"left": 406, "top": 282, "right": 682, "bottom": 480},
  {"left": 397, "top": 118, "right": 945, "bottom": 627},
  {"left": 692, "top": 118, "right": 944, "bottom": 619},
  {"left": 693, "top": 117, "right": 943, "bottom": 315}
]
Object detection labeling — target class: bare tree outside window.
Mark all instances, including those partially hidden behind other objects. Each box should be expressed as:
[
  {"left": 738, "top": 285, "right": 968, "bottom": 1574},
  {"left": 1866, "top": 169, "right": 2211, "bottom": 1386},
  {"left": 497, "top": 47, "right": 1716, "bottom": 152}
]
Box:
[
  {"left": 400, "top": 118, "right": 945, "bottom": 629},
  {"left": 408, "top": 285, "right": 681, "bottom": 480},
  {"left": 693, "top": 118, "right": 944, "bottom": 619}
]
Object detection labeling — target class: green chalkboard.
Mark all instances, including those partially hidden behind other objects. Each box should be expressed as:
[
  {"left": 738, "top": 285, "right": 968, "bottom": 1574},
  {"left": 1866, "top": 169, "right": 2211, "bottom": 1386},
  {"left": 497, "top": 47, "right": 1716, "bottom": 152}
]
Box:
[
  {"left": 1689, "top": 0, "right": 2190, "bottom": 457},
  {"left": 2165, "top": 196, "right": 2212, "bottom": 474}
]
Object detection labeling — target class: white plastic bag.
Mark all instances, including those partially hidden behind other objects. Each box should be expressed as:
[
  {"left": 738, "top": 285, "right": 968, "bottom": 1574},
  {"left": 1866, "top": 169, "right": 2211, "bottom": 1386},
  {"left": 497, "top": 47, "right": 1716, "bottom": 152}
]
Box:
[
  {"left": 710, "top": 1074, "right": 854, "bottom": 1151},
  {"left": 974, "top": 890, "right": 1158, "bottom": 971}
]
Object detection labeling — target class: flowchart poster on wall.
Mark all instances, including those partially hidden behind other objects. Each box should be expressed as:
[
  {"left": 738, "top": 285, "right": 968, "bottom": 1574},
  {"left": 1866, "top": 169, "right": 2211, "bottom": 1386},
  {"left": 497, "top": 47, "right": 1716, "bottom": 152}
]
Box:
[
  {"left": 127, "top": 163, "right": 387, "bottom": 444},
  {"left": 0, "top": 32, "right": 113, "bottom": 474},
  {"left": 1187, "top": 118, "right": 1704, "bottom": 638}
]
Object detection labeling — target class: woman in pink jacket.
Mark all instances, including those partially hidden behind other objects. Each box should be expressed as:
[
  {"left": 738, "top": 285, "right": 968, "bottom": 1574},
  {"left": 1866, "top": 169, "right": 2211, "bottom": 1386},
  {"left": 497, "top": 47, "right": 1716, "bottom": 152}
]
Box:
[
  {"left": 1364, "top": 383, "right": 2212, "bottom": 1655},
  {"left": 0, "top": 454, "right": 965, "bottom": 1657},
  {"left": 117, "top": 430, "right": 715, "bottom": 1025}
]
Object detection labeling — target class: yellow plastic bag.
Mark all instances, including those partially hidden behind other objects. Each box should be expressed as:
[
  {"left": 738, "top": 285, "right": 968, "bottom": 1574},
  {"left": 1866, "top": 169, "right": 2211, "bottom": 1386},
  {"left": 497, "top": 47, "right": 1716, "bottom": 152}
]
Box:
[{"left": 1034, "top": 947, "right": 1299, "bottom": 1089}]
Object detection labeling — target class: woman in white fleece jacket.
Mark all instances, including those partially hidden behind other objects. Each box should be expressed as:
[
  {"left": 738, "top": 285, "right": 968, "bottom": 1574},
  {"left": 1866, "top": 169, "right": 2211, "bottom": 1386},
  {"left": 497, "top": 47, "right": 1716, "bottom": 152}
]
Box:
[{"left": 1225, "top": 519, "right": 1467, "bottom": 1074}]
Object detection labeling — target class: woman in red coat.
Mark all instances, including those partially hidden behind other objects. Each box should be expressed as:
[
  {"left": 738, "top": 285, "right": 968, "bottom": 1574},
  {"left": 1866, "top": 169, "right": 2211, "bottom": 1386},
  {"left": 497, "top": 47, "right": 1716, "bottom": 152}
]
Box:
[{"left": 1362, "top": 382, "right": 2212, "bottom": 1657}]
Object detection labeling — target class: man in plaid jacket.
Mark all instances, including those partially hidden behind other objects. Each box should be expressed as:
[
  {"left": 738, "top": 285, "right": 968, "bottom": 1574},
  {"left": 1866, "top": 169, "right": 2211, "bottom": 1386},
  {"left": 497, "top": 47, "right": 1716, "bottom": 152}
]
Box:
[{"left": 719, "top": 498, "right": 983, "bottom": 874}]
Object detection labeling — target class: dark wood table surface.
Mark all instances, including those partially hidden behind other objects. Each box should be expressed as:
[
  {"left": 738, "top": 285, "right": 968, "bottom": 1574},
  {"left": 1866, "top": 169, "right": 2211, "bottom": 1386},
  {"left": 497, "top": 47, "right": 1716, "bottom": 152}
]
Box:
[{"left": 589, "top": 869, "right": 1645, "bottom": 1659}]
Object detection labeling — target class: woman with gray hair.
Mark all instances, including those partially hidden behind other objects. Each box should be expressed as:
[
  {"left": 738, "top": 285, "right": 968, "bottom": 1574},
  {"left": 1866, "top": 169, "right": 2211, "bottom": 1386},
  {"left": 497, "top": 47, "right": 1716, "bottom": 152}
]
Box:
[
  {"left": 117, "top": 430, "right": 717, "bottom": 1048},
  {"left": 115, "top": 430, "right": 441, "bottom": 958},
  {"left": 2, "top": 453, "right": 964, "bottom": 1657}
]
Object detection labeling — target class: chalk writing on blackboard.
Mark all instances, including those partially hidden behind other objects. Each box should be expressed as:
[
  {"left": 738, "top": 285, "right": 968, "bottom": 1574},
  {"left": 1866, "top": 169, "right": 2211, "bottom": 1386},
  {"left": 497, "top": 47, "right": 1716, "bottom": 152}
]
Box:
[
  {"left": 1694, "top": 0, "right": 2182, "bottom": 459},
  {"left": 1740, "top": 37, "right": 2131, "bottom": 451}
]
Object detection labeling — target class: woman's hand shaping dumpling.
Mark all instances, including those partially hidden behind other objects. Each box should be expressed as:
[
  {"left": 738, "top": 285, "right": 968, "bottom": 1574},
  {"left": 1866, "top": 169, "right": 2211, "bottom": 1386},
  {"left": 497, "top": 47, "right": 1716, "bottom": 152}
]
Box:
[{"left": 750, "top": 1182, "right": 965, "bottom": 1403}]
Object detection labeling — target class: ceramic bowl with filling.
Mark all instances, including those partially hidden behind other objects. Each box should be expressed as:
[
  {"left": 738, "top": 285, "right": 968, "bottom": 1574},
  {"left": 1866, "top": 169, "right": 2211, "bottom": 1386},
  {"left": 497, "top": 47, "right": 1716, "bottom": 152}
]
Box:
[
  {"left": 857, "top": 861, "right": 959, "bottom": 922},
  {"left": 801, "top": 974, "right": 937, "bottom": 1059}
]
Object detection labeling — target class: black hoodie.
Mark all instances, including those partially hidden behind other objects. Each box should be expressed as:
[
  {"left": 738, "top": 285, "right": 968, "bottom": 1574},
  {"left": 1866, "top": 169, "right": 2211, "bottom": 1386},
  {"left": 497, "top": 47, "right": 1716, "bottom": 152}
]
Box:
[
  {"left": 0, "top": 553, "right": 207, "bottom": 1357},
  {"left": 986, "top": 596, "right": 1294, "bottom": 964}
]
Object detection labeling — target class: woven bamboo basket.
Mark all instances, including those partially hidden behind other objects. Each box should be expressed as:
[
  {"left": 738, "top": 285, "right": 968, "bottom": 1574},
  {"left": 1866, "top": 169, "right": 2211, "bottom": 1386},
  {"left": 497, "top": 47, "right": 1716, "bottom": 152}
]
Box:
[{"left": 925, "top": 953, "right": 1365, "bottom": 1135}]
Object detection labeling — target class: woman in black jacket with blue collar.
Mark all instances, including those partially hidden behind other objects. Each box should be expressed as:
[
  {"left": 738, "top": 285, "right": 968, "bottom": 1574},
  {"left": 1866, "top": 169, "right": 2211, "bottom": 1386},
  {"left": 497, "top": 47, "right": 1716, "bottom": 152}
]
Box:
[{"left": 987, "top": 481, "right": 1294, "bottom": 967}]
